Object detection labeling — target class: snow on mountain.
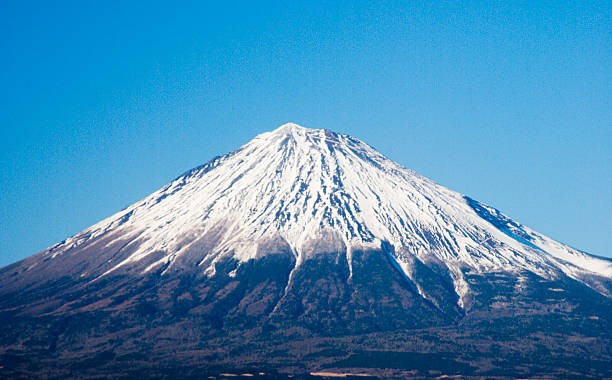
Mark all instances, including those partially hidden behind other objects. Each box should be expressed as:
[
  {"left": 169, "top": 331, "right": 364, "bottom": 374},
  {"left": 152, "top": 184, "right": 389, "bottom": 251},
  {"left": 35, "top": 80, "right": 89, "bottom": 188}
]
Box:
[{"left": 42, "top": 123, "right": 612, "bottom": 305}]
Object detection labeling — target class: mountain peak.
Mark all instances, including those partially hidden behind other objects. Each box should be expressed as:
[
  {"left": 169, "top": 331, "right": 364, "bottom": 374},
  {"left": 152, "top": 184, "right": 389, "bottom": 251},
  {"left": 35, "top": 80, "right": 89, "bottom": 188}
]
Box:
[
  {"left": 267, "top": 122, "right": 325, "bottom": 140},
  {"left": 273, "top": 122, "right": 310, "bottom": 134},
  {"left": 268, "top": 122, "right": 339, "bottom": 139},
  {"left": 253, "top": 123, "right": 345, "bottom": 154}
]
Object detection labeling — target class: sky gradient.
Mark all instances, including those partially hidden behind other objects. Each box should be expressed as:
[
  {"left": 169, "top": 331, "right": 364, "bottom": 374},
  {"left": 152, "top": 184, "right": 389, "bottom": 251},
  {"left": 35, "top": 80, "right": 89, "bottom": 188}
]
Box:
[{"left": 1, "top": 1, "right": 610, "bottom": 266}]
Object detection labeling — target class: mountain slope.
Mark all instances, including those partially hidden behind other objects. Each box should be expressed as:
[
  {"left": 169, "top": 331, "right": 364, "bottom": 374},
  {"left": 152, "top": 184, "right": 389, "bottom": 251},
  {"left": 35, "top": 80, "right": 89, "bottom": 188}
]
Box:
[
  {"left": 4, "top": 123, "right": 610, "bottom": 300},
  {"left": 1, "top": 123, "right": 611, "bottom": 378}
]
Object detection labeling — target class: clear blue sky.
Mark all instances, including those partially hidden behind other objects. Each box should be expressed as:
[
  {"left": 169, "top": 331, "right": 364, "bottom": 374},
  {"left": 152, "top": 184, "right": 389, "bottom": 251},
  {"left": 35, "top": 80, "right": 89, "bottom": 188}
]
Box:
[{"left": 1, "top": 1, "right": 610, "bottom": 266}]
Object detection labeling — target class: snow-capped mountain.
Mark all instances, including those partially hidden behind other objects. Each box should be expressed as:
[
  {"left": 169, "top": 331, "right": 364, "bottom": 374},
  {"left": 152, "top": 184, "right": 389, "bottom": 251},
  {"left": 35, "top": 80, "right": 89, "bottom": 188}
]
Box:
[
  {"left": 1, "top": 123, "right": 611, "bottom": 378},
  {"left": 32, "top": 123, "right": 612, "bottom": 302}
]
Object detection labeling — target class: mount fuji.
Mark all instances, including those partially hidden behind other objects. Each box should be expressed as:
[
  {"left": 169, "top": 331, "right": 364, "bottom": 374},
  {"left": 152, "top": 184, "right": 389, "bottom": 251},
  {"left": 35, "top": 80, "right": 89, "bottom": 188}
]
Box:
[{"left": 1, "top": 123, "right": 611, "bottom": 378}]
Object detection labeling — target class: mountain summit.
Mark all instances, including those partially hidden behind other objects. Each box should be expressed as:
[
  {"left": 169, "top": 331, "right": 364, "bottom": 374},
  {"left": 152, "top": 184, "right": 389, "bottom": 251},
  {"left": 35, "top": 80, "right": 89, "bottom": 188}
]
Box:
[{"left": 1, "top": 123, "right": 611, "bottom": 378}]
